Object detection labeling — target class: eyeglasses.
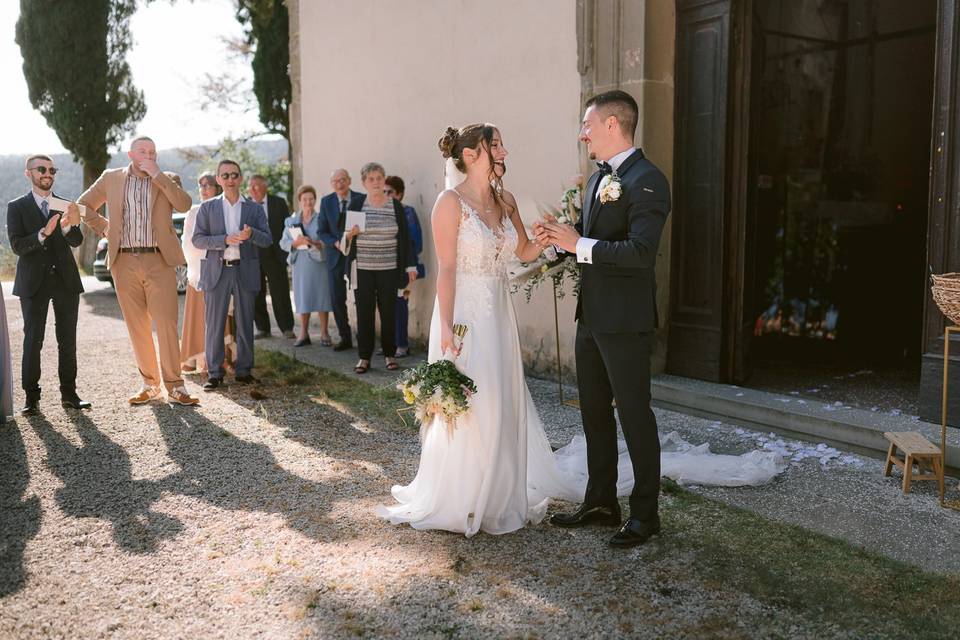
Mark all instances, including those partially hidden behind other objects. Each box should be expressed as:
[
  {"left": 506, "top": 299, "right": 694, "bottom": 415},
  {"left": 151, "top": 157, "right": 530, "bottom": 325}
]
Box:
[
  {"left": 383, "top": 188, "right": 397, "bottom": 196},
  {"left": 30, "top": 166, "right": 58, "bottom": 176},
  {"left": 199, "top": 182, "right": 217, "bottom": 189},
  {"left": 219, "top": 172, "right": 241, "bottom": 180}
]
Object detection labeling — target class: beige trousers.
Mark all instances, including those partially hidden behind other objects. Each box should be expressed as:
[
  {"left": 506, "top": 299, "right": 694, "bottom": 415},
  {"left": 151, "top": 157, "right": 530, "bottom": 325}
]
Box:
[{"left": 112, "top": 252, "right": 182, "bottom": 392}]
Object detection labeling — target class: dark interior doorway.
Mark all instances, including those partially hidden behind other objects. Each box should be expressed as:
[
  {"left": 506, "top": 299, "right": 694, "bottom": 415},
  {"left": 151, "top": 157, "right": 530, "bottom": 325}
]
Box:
[{"left": 745, "top": 0, "right": 936, "bottom": 408}]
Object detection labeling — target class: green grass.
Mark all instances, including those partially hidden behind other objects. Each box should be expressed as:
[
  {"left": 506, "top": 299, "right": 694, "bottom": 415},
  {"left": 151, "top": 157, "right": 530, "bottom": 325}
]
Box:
[
  {"left": 658, "top": 482, "right": 960, "bottom": 636},
  {"left": 252, "top": 347, "right": 960, "bottom": 636},
  {"left": 254, "top": 347, "right": 404, "bottom": 426}
]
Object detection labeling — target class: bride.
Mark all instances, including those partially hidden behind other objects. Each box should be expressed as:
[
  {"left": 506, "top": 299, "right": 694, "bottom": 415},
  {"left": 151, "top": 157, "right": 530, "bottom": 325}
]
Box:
[
  {"left": 375, "top": 124, "right": 786, "bottom": 537},
  {"left": 376, "top": 123, "right": 582, "bottom": 536}
]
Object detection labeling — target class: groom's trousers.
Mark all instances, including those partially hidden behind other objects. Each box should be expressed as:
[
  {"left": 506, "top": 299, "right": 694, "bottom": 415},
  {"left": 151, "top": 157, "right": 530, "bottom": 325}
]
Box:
[{"left": 575, "top": 324, "right": 660, "bottom": 523}]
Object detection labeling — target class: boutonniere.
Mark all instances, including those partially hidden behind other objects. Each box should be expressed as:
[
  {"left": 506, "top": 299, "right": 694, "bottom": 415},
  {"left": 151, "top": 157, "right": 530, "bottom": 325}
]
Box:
[{"left": 598, "top": 171, "right": 622, "bottom": 204}]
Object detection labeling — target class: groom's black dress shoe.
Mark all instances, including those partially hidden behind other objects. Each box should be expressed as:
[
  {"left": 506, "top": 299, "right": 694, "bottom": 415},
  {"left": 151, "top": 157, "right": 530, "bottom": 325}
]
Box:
[
  {"left": 550, "top": 503, "right": 622, "bottom": 528},
  {"left": 203, "top": 377, "right": 224, "bottom": 391},
  {"left": 20, "top": 399, "right": 40, "bottom": 416},
  {"left": 61, "top": 396, "right": 92, "bottom": 410},
  {"left": 608, "top": 517, "right": 661, "bottom": 548}
]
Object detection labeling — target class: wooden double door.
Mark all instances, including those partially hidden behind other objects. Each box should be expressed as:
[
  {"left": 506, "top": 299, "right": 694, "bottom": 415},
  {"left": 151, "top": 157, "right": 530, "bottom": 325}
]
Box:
[{"left": 668, "top": 0, "right": 949, "bottom": 383}]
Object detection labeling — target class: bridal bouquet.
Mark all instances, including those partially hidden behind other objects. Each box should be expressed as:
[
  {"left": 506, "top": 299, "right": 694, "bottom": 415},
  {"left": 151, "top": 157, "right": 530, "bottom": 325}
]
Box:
[
  {"left": 512, "top": 178, "right": 583, "bottom": 302},
  {"left": 396, "top": 324, "right": 477, "bottom": 438}
]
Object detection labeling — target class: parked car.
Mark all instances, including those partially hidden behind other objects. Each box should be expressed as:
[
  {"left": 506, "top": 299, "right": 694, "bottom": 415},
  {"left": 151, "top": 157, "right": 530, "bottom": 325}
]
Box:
[{"left": 93, "top": 212, "right": 189, "bottom": 294}]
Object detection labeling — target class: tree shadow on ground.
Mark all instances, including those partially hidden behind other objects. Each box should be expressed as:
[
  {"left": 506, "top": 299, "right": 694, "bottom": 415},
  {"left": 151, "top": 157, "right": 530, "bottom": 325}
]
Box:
[
  {"left": 30, "top": 412, "right": 183, "bottom": 554},
  {"left": 78, "top": 288, "right": 126, "bottom": 321},
  {"left": 150, "top": 404, "right": 376, "bottom": 542},
  {"left": 0, "top": 423, "right": 42, "bottom": 597}
]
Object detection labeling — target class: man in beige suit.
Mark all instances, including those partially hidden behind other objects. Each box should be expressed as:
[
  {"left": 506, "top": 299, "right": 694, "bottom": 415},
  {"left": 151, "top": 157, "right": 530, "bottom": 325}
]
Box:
[{"left": 79, "top": 136, "right": 199, "bottom": 405}]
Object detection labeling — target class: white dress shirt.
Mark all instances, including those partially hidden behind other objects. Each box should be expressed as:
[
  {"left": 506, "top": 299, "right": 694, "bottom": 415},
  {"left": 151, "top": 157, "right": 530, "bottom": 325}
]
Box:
[
  {"left": 222, "top": 195, "right": 243, "bottom": 261},
  {"left": 575, "top": 146, "right": 636, "bottom": 264}
]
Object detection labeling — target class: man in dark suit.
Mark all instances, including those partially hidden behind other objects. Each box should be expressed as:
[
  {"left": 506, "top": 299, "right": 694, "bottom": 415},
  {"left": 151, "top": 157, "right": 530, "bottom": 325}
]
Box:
[
  {"left": 247, "top": 174, "right": 295, "bottom": 339},
  {"left": 6, "top": 154, "right": 91, "bottom": 415},
  {"left": 539, "top": 90, "right": 671, "bottom": 548},
  {"left": 318, "top": 168, "right": 364, "bottom": 351},
  {"left": 192, "top": 160, "right": 272, "bottom": 390}
]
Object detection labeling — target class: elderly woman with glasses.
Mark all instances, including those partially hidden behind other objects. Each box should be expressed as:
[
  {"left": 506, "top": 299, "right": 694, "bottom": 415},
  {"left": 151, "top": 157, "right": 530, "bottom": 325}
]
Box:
[
  {"left": 344, "top": 162, "right": 418, "bottom": 374},
  {"left": 280, "top": 185, "right": 334, "bottom": 347}
]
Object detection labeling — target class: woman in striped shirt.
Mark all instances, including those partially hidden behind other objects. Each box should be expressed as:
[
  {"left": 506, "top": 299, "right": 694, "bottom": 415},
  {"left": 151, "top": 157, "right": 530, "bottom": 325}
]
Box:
[{"left": 344, "top": 162, "right": 418, "bottom": 374}]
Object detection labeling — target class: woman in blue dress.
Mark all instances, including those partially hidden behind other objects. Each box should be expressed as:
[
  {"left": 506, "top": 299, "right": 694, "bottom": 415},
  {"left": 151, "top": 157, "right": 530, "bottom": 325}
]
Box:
[{"left": 280, "top": 185, "right": 333, "bottom": 347}]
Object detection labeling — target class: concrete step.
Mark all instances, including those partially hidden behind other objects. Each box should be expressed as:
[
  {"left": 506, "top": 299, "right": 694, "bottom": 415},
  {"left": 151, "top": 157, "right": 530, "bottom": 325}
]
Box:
[{"left": 652, "top": 374, "right": 960, "bottom": 476}]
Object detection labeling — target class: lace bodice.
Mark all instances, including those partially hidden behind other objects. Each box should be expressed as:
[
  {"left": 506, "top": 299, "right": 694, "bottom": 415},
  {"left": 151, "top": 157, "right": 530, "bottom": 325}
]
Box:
[{"left": 455, "top": 195, "right": 518, "bottom": 279}]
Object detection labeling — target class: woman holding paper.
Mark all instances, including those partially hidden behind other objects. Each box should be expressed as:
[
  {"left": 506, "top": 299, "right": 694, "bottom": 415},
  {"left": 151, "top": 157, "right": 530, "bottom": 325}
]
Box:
[
  {"left": 344, "top": 162, "right": 418, "bottom": 374},
  {"left": 280, "top": 185, "right": 333, "bottom": 347}
]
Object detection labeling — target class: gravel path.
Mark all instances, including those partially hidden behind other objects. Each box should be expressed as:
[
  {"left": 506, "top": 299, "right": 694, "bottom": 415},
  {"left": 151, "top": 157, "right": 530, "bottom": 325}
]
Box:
[{"left": 0, "top": 279, "right": 954, "bottom": 639}]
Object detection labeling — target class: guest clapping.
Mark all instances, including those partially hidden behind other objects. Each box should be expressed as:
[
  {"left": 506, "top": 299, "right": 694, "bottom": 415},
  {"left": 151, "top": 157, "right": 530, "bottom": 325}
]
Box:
[
  {"left": 345, "top": 163, "right": 418, "bottom": 374},
  {"left": 180, "top": 172, "right": 236, "bottom": 373},
  {"left": 7, "top": 154, "right": 88, "bottom": 414},
  {"left": 280, "top": 185, "right": 334, "bottom": 347},
  {"left": 384, "top": 175, "right": 424, "bottom": 358},
  {"left": 192, "top": 160, "right": 272, "bottom": 390}
]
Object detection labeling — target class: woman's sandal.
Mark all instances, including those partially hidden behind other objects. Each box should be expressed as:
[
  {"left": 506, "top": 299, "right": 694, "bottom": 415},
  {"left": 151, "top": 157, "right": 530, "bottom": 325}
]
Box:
[
  {"left": 385, "top": 358, "right": 400, "bottom": 371},
  {"left": 355, "top": 360, "right": 370, "bottom": 374},
  {"left": 319, "top": 335, "right": 333, "bottom": 347}
]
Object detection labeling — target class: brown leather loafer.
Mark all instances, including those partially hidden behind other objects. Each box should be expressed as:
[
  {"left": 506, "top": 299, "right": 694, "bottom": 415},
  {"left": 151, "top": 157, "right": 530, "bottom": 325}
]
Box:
[
  {"left": 168, "top": 387, "right": 200, "bottom": 406},
  {"left": 128, "top": 386, "right": 161, "bottom": 405}
]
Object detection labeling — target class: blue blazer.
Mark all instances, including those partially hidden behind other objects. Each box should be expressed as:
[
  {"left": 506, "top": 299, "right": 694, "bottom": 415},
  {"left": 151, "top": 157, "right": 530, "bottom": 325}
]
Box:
[
  {"left": 318, "top": 189, "right": 365, "bottom": 269},
  {"left": 192, "top": 195, "right": 272, "bottom": 292}
]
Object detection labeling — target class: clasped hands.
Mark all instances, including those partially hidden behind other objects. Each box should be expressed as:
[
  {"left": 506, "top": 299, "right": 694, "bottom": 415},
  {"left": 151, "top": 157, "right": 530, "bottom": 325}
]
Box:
[
  {"left": 291, "top": 235, "right": 320, "bottom": 250},
  {"left": 532, "top": 216, "right": 581, "bottom": 253},
  {"left": 42, "top": 202, "right": 83, "bottom": 237},
  {"left": 225, "top": 224, "right": 253, "bottom": 245}
]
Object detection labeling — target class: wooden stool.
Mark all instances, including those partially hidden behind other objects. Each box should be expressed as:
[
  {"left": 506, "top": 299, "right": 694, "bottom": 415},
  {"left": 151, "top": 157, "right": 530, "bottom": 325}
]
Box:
[{"left": 883, "top": 431, "right": 945, "bottom": 498}]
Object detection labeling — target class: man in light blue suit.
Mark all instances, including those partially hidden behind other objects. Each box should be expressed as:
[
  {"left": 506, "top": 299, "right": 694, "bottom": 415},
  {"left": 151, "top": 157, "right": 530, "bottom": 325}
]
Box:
[{"left": 193, "top": 160, "right": 272, "bottom": 390}]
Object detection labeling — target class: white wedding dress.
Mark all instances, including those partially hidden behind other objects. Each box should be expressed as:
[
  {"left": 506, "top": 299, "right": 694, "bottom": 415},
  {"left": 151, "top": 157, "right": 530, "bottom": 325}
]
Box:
[{"left": 375, "top": 193, "right": 787, "bottom": 537}]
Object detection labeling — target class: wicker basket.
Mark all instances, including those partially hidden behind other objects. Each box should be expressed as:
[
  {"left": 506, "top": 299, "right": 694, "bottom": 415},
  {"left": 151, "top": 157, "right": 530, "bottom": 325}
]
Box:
[{"left": 931, "top": 272, "right": 960, "bottom": 325}]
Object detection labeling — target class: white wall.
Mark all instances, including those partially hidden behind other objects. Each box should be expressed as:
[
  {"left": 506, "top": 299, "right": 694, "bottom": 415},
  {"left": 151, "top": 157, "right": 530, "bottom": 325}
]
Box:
[{"left": 298, "top": 0, "right": 582, "bottom": 371}]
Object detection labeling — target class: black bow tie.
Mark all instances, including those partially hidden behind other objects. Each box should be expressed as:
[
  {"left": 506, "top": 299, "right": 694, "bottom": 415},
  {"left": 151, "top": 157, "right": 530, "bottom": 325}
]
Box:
[{"left": 597, "top": 161, "right": 613, "bottom": 176}]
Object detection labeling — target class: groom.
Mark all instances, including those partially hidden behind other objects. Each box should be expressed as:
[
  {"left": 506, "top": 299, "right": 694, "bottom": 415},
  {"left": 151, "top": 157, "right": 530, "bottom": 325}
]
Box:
[{"left": 538, "top": 90, "right": 671, "bottom": 548}]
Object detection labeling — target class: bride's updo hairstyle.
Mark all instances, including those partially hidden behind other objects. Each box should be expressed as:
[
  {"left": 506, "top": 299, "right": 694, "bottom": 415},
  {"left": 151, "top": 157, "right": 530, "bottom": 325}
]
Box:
[{"left": 438, "top": 123, "right": 514, "bottom": 216}]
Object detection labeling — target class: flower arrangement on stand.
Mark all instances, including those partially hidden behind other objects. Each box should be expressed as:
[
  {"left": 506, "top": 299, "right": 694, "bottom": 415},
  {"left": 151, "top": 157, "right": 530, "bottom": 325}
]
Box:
[{"left": 512, "top": 177, "right": 584, "bottom": 302}]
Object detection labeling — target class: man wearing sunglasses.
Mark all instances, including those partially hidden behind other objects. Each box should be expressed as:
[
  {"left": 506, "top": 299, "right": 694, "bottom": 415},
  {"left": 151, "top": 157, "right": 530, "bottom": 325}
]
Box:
[
  {"left": 6, "top": 154, "right": 90, "bottom": 415},
  {"left": 192, "top": 160, "right": 272, "bottom": 390},
  {"left": 78, "top": 136, "right": 199, "bottom": 406}
]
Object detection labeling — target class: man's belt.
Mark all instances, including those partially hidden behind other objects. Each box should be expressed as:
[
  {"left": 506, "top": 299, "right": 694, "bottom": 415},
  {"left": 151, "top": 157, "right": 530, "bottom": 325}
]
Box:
[
  {"left": 118, "top": 247, "right": 159, "bottom": 254},
  {"left": 223, "top": 259, "right": 241, "bottom": 266}
]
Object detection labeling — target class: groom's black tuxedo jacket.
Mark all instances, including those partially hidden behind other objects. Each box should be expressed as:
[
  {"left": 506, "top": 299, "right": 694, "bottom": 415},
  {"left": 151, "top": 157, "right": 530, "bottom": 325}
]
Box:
[
  {"left": 6, "top": 192, "right": 84, "bottom": 298},
  {"left": 574, "top": 149, "right": 670, "bottom": 333}
]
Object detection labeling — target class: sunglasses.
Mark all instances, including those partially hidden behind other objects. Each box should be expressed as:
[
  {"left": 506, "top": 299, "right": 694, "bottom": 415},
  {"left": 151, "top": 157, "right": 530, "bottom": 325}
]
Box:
[
  {"left": 30, "top": 166, "right": 58, "bottom": 176},
  {"left": 219, "top": 172, "right": 241, "bottom": 180}
]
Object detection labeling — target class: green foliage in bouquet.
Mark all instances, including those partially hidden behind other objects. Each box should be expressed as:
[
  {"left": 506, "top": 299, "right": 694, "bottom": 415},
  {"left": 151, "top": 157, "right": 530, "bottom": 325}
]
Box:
[{"left": 396, "top": 360, "right": 478, "bottom": 430}]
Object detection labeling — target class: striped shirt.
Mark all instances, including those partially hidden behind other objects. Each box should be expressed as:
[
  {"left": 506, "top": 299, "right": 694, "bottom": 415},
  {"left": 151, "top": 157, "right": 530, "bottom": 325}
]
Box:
[
  {"left": 355, "top": 201, "right": 398, "bottom": 271},
  {"left": 120, "top": 173, "right": 155, "bottom": 248}
]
